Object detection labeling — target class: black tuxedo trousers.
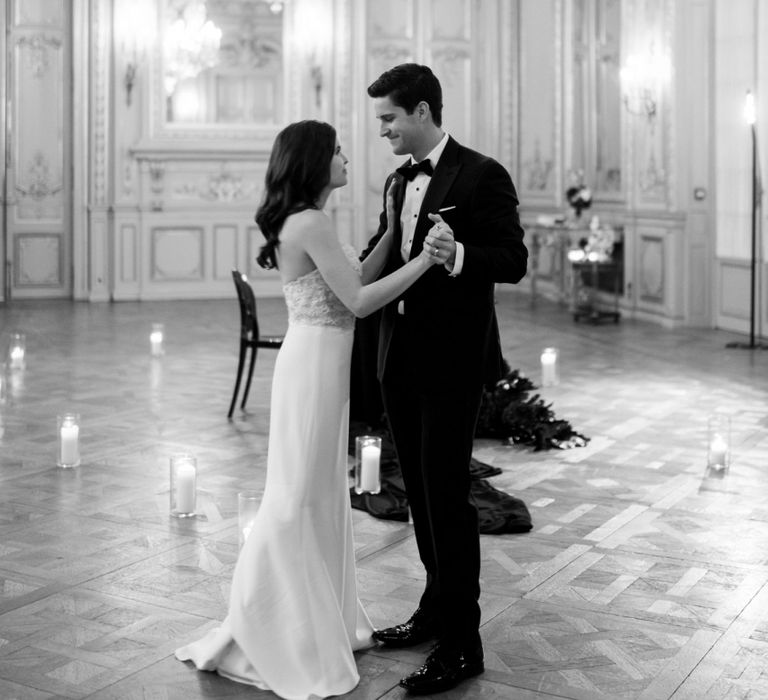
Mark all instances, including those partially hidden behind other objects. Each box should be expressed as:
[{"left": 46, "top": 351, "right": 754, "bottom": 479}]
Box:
[{"left": 381, "top": 317, "right": 485, "bottom": 651}]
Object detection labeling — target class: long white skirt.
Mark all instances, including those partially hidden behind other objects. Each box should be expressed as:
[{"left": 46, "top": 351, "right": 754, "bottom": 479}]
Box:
[{"left": 175, "top": 323, "right": 374, "bottom": 700}]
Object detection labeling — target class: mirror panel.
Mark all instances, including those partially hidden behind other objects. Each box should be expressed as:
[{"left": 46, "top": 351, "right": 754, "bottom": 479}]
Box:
[{"left": 156, "top": 0, "right": 284, "bottom": 133}]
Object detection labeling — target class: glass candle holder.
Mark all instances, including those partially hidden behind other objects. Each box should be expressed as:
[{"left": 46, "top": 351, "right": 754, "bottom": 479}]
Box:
[
  {"left": 150, "top": 323, "right": 165, "bottom": 357},
  {"left": 238, "top": 491, "right": 260, "bottom": 548},
  {"left": 9, "top": 332, "right": 26, "bottom": 369},
  {"left": 57, "top": 413, "right": 81, "bottom": 468},
  {"left": 170, "top": 454, "right": 197, "bottom": 517},
  {"left": 354, "top": 435, "right": 381, "bottom": 495},
  {"left": 540, "top": 347, "right": 559, "bottom": 387},
  {"left": 707, "top": 415, "right": 731, "bottom": 471}
]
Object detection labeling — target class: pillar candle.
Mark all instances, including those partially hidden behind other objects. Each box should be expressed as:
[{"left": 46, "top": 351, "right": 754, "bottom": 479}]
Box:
[
  {"left": 360, "top": 444, "right": 380, "bottom": 492},
  {"left": 175, "top": 461, "right": 196, "bottom": 514},
  {"left": 9, "top": 347, "right": 24, "bottom": 369},
  {"left": 541, "top": 348, "right": 558, "bottom": 386},
  {"left": 150, "top": 330, "right": 164, "bottom": 357},
  {"left": 709, "top": 435, "right": 728, "bottom": 469},
  {"left": 60, "top": 423, "right": 80, "bottom": 465}
]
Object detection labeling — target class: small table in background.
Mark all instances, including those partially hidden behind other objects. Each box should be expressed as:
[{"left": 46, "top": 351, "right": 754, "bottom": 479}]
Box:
[
  {"left": 528, "top": 222, "right": 590, "bottom": 306},
  {"left": 571, "top": 257, "right": 622, "bottom": 323}
]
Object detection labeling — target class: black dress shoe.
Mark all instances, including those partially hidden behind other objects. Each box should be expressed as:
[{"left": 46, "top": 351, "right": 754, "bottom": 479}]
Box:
[
  {"left": 399, "top": 644, "right": 484, "bottom": 695},
  {"left": 371, "top": 607, "right": 439, "bottom": 648}
]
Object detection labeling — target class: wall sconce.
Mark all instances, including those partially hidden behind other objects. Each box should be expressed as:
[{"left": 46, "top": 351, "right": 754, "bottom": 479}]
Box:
[
  {"left": 310, "top": 65, "right": 323, "bottom": 109},
  {"left": 116, "top": 0, "right": 156, "bottom": 107},
  {"left": 292, "top": 0, "right": 331, "bottom": 112},
  {"left": 620, "top": 45, "right": 671, "bottom": 124}
]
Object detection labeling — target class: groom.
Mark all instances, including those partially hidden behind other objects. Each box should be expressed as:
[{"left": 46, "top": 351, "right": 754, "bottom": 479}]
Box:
[{"left": 364, "top": 63, "right": 528, "bottom": 694}]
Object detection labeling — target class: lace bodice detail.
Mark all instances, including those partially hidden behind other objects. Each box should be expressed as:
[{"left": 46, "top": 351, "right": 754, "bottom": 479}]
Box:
[{"left": 283, "top": 244, "right": 360, "bottom": 330}]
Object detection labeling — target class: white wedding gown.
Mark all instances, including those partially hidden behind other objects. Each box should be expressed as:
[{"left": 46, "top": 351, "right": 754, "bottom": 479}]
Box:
[{"left": 176, "top": 246, "right": 374, "bottom": 700}]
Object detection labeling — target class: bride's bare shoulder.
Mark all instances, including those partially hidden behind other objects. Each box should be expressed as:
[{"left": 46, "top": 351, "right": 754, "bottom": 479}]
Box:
[{"left": 281, "top": 209, "right": 333, "bottom": 243}]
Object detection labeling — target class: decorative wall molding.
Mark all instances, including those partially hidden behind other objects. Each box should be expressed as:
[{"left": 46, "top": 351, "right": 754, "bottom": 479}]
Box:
[
  {"left": 91, "top": 0, "right": 108, "bottom": 207},
  {"left": 639, "top": 233, "right": 664, "bottom": 302},
  {"left": 17, "top": 34, "right": 62, "bottom": 77},
  {"left": 16, "top": 151, "right": 62, "bottom": 200},
  {"left": 15, "top": 234, "right": 62, "bottom": 287},
  {"left": 150, "top": 227, "right": 204, "bottom": 280},
  {"left": 175, "top": 170, "right": 256, "bottom": 202}
]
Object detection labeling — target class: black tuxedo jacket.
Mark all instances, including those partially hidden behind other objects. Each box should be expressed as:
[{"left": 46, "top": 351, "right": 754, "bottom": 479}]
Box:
[{"left": 367, "top": 136, "right": 528, "bottom": 389}]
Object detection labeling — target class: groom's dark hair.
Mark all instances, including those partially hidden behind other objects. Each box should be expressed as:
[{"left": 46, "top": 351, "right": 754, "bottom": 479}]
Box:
[{"left": 367, "top": 63, "right": 443, "bottom": 127}]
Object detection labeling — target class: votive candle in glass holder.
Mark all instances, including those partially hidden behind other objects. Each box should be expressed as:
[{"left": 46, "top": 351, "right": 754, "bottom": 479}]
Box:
[
  {"left": 57, "top": 413, "right": 81, "bottom": 468},
  {"left": 238, "top": 490, "right": 260, "bottom": 548},
  {"left": 355, "top": 435, "right": 381, "bottom": 495},
  {"left": 150, "top": 323, "right": 165, "bottom": 357},
  {"left": 170, "top": 454, "right": 197, "bottom": 517},
  {"left": 9, "top": 332, "right": 25, "bottom": 369},
  {"left": 540, "top": 347, "right": 559, "bottom": 387},
  {"left": 707, "top": 415, "right": 731, "bottom": 471}
]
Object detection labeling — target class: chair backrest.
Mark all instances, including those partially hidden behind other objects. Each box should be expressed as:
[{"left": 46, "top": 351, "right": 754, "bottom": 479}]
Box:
[{"left": 231, "top": 270, "right": 259, "bottom": 342}]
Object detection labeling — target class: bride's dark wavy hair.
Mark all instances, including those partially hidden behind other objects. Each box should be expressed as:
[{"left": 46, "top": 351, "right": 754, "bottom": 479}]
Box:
[{"left": 255, "top": 120, "right": 336, "bottom": 269}]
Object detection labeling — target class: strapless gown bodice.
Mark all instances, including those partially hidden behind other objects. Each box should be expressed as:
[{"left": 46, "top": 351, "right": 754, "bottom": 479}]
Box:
[{"left": 283, "top": 244, "right": 360, "bottom": 330}]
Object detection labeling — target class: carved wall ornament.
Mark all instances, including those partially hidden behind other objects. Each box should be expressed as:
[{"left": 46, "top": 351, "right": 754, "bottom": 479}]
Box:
[
  {"left": 17, "top": 34, "right": 62, "bottom": 78},
  {"left": 220, "top": 33, "right": 280, "bottom": 68},
  {"left": 524, "top": 140, "right": 554, "bottom": 191},
  {"left": 639, "top": 149, "right": 667, "bottom": 195},
  {"left": 16, "top": 152, "right": 62, "bottom": 200},
  {"left": 176, "top": 170, "right": 256, "bottom": 202},
  {"left": 148, "top": 160, "right": 166, "bottom": 211},
  {"left": 432, "top": 47, "right": 471, "bottom": 85},
  {"left": 369, "top": 45, "right": 410, "bottom": 65}
]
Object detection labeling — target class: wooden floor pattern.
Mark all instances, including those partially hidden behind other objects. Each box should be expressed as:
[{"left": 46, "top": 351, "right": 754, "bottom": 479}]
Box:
[{"left": 1, "top": 290, "right": 767, "bottom": 699}]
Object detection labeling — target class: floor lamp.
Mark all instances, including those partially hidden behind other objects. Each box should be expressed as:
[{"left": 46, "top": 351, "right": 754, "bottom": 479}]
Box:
[{"left": 727, "top": 90, "right": 767, "bottom": 350}]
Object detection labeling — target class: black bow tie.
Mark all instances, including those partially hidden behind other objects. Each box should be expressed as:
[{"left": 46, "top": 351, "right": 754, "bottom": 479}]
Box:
[{"left": 396, "top": 159, "right": 434, "bottom": 181}]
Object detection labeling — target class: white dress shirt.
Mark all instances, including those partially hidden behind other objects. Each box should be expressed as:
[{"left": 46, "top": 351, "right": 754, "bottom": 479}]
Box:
[{"left": 399, "top": 133, "right": 465, "bottom": 277}]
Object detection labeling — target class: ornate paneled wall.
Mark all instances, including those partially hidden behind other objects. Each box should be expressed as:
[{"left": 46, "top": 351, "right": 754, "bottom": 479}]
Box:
[
  {"left": 14, "top": 0, "right": 759, "bottom": 335},
  {"left": 1, "top": 1, "right": 71, "bottom": 299}
]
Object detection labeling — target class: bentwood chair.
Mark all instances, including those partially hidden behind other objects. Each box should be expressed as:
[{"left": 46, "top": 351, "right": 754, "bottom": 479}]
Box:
[{"left": 228, "top": 270, "right": 283, "bottom": 419}]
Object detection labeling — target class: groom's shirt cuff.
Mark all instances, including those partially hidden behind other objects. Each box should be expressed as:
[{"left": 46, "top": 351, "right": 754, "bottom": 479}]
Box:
[{"left": 446, "top": 241, "right": 465, "bottom": 276}]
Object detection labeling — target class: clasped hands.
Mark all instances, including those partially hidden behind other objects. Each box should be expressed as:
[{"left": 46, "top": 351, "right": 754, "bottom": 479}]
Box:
[
  {"left": 423, "top": 213, "right": 456, "bottom": 267},
  {"left": 384, "top": 181, "right": 456, "bottom": 267}
]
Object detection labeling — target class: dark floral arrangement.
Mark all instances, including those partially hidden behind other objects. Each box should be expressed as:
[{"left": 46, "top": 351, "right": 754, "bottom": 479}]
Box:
[
  {"left": 475, "top": 363, "right": 589, "bottom": 450},
  {"left": 566, "top": 184, "right": 593, "bottom": 218}
]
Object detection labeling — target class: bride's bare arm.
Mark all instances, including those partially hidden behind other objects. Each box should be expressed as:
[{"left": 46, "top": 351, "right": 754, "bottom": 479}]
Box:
[{"left": 298, "top": 210, "right": 436, "bottom": 318}]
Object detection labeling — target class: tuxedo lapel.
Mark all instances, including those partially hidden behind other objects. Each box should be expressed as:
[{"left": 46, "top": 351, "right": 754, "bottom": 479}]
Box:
[
  {"left": 409, "top": 138, "right": 461, "bottom": 261},
  {"left": 390, "top": 173, "right": 407, "bottom": 266}
]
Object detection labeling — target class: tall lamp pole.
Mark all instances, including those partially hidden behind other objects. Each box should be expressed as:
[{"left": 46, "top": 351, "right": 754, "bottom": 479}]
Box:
[{"left": 727, "top": 90, "right": 767, "bottom": 349}]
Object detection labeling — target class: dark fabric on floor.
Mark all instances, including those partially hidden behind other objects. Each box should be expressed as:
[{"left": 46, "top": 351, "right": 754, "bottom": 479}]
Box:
[{"left": 348, "top": 420, "right": 533, "bottom": 534}]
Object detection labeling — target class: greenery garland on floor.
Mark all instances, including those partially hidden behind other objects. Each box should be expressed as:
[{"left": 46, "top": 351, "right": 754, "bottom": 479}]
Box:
[{"left": 474, "top": 362, "right": 589, "bottom": 450}]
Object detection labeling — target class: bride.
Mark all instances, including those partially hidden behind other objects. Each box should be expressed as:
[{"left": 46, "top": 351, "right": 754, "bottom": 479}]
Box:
[{"left": 175, "top": 120, "right": 446, "bottom": 699}]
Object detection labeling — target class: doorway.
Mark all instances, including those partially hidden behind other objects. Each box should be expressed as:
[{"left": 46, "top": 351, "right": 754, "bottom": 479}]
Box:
[{"left": 1, "top": 0, "right": 72, "bottom": 301}]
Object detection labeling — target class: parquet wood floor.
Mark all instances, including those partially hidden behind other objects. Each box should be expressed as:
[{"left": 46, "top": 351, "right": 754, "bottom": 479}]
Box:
[{"left": 1, "top": 290, "right": 766, "bottom": 699}]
